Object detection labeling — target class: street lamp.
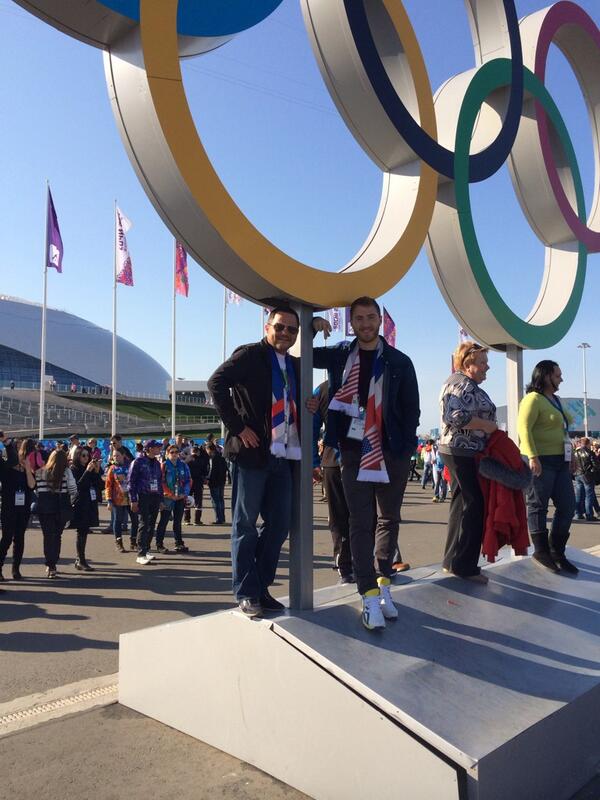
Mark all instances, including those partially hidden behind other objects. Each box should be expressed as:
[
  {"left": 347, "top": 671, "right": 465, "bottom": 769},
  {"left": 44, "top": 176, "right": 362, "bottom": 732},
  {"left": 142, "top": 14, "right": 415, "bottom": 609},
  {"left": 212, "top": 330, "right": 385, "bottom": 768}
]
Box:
[{"left": 578, "top": 343, "right": 591, "bottom": 437}]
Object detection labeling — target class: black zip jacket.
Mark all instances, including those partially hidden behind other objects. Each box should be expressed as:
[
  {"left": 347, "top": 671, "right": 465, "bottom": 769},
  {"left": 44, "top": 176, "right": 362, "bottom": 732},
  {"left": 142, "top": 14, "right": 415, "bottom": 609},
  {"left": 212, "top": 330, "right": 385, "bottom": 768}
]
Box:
[{"left": 208, "top": 339, "right": 300, "bottom": 468}]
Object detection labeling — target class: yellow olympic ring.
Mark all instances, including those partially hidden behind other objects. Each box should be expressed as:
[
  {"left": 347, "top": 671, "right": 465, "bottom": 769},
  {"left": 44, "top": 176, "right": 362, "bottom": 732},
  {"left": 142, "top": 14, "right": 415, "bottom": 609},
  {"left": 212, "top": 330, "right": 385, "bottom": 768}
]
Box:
[{"left": 131, "top": 0, "right": 438, "bottom": 307}]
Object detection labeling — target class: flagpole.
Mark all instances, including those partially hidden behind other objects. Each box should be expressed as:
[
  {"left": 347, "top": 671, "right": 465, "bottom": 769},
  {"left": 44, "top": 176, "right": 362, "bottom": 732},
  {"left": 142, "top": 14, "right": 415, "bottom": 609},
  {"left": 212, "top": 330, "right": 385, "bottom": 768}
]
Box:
[
  {"left": 260, "top": 304, "right": 264, "bottom": 340},
  {"left": 39, "top": 183, "right": 49, "bottom": 440},
  {"left": 171, "top": 241, "right": 177, "bottom": 442},
  {"left": 221, "top": 288, "right": 227, "bottom": 441},
  {"left": 111, "top": 201, "right": 118, "bottom": 437}
]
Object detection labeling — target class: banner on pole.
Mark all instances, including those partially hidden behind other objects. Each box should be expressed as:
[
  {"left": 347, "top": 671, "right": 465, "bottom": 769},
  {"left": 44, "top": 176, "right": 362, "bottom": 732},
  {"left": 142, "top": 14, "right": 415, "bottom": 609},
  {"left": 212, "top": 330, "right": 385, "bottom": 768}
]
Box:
[
  {"left": 175, "top": 241, "right": 189, "bottom": 297},
  {"left": 115, "top": 206, "right": 134, "bottom": 286},
  {"left": 326, "top": 307, "right": 342, "bottom": 332},
  {"left": 383, "top": 307, "right": 396, "bottom": 348},
  {"left": 344, "top": 307, "right": 354, "bottom": 337},
  {"left": 46, "top": 187, "right": 64, "bottom": 272}
]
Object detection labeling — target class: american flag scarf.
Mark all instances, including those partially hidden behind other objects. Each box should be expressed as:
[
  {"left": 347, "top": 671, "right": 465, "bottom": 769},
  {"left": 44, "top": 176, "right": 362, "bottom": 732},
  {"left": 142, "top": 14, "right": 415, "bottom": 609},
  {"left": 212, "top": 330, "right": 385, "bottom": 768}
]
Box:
[
  {"left": 329, "top": 340, "right": 389, "bottom": 483},
  {"left": 270, "top": 347, "right": 301, "bottom": 461}
]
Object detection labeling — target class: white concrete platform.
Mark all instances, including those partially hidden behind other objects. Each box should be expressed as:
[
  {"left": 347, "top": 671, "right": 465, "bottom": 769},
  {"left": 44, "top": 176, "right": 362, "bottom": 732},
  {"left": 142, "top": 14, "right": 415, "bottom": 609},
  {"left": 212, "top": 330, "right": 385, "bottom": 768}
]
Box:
[{"left": 119, "top": 549, "right": 600, "bottom": 800}]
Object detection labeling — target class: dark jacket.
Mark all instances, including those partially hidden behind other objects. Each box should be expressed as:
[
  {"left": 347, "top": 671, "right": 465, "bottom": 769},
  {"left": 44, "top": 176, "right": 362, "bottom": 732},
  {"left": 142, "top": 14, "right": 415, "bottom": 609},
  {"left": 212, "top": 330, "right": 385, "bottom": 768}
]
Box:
[
  {"left": 208, "top": 339, "right": 300, "bottom": 468},
  {"left": 188, "top": 452, "right": 210, "bottom": 485},
  {"left": 71, "top": 464, "right": 103, "bottom": 530},
  {"left": 313, "top": 338, "right": 420, "bottom": 456},
  {"left": 207, "top": 453, "right": 228, "bottom": 488},
  {"left": 574, "top": 446, "right": 597, "bottom": 484},
  {"left": 0, "top": 443, "right": 35, "bottom": 519}
]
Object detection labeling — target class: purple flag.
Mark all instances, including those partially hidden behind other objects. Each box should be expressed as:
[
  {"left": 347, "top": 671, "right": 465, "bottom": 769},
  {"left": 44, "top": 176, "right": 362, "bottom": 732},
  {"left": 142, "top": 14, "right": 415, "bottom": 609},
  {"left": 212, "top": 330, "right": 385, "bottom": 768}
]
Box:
[
  {"left": 46, "top": 187, "right": 64, "bottom": 272},
  {"left": 344, "top": 307, "right": 354, "bottom": 337},
  {"left": 383, "top": 307, "right": 396, "bottom": 348}
]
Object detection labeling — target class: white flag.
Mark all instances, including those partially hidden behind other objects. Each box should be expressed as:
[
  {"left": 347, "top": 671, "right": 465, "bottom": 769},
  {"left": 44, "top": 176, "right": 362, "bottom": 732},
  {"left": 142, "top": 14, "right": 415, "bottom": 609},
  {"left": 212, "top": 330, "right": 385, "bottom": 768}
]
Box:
[
  {"left": 326, "top": 308, "right": 342, "bottom": 332},
  {"left": 115, "top": 206, "right": 134, "bottom": 286},
  {"left": 226, "top": 290, "right": 242, "bottom": 305}
]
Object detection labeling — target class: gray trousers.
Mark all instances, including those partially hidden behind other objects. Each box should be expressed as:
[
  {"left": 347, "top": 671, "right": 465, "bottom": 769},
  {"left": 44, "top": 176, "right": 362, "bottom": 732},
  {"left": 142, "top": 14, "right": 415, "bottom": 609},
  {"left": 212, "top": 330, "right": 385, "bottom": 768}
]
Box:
[{"left": 340, "top": 447, "right": 411, "bottom": 594}]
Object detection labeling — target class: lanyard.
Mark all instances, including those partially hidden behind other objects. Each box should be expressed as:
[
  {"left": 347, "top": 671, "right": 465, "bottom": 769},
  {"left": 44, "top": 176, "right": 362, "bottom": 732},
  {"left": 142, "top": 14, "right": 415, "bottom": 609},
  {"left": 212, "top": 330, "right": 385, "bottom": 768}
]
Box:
[{"left": 545, "top": 394, "right": 569, "bottom": 432}]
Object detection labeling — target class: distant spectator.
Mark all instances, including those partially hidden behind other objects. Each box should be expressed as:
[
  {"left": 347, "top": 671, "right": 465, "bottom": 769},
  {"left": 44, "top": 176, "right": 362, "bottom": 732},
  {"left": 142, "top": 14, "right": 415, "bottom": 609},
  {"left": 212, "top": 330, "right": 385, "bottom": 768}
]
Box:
[
  {"left": 68, "top": 435, "right": 80, "bottom": 463},
  {"left": 9, "top": 380, "right": 14, "bottom": 390},
  {"left": 71, "top": 447, "right": 104, "bottom": 571},
  {"left": 185, "top": 445, "right": 210, "bottom": 526},
  {"left": 35, "top": 449, "right": 77, "bottom": 579},
  {"left": 128, "top": 440, "right": 164, "bottom": 565},
  {"left": 206, "top": 444, "right": 227, "bottom": 524},
  {"left": 105, "top": 449, "right": 131, "bottom": 553},
  {"left": 0, "top": 438, "right": 36, "bottom": 581},
  {"left": 156, "top": 445, "right": 191, "bottom": 553}
]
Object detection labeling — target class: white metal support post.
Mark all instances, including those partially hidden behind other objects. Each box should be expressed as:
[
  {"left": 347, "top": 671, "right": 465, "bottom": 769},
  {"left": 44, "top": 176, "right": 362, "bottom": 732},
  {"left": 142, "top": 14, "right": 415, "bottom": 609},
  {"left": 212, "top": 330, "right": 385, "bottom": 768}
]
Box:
[
  {"left": 290, "top": 304, "right": 314, "bottom": 610},
  {"left": 111, "top": 201, "right": 118, "bottom": 437},
  {"left": 221, "top": 289, "right": 227, "bottom": 442},
  {"left": 506, "top": 345, "right": 523, "bottom": 444},
  {"left": 578, "top": 343, "right": 591, "bottom": 437},
  {"left": 171, "top": 241, "right": 177, "bottom": 441},
  {"left": 38, "top": 264, "right": 48, "bottom": 440}
]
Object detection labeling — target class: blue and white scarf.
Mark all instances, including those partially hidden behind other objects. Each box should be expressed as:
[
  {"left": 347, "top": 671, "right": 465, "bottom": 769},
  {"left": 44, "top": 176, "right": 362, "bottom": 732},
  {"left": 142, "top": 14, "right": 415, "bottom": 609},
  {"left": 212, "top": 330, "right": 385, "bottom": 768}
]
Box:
[{"left": 270, "top": 348, "right": 301, "bottom": 460}]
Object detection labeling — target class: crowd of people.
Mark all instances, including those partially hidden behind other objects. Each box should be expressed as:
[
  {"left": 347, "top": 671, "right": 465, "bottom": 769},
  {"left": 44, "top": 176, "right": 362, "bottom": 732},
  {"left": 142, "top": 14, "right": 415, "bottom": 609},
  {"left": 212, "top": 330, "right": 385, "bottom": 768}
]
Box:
[
  {"left": 0, "top": 431, "right": 229, "bottom": 582},
  {"left": 0, "top": 298, "right": 591, "bottom": 630}
]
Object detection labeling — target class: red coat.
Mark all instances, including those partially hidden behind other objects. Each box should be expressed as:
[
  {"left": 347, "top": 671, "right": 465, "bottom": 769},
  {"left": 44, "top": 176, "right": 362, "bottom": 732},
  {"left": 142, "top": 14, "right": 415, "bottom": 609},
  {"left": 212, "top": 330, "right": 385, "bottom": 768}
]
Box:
[{"left": 477, "top": 430, "right": 530, "bottom": 563}]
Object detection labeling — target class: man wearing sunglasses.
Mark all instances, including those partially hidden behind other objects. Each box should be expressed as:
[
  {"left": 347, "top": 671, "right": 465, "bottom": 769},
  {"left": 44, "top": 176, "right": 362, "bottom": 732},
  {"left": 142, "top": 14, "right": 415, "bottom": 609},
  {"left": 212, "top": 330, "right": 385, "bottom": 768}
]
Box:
[{"left": 208, "top": 306, "right": 309, "bottom": 618}]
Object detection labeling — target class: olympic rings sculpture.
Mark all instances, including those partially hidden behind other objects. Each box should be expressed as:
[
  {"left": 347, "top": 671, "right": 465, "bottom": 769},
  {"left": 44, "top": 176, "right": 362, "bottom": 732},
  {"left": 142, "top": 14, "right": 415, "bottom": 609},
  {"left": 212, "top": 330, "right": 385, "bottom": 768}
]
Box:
[{"left": 12, "top": 0, "right": 600, "bottom": 349}]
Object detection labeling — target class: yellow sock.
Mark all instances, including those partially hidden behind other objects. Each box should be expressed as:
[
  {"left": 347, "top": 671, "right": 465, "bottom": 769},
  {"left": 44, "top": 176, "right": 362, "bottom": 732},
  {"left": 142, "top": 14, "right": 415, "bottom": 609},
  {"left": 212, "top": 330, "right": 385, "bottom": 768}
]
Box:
[
  {"left": 364, "top": 588, "right": 380, "bottom": 597},
  {"left": 377, "top": 577, "right": 390, "bottom": 587}
]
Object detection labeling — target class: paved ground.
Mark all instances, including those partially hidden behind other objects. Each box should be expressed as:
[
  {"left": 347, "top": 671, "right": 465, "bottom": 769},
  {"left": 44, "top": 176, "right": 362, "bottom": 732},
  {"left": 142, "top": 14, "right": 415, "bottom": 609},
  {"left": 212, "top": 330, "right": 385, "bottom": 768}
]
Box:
[{"left": 2, "top": 481, "right": 599, "bottom": 799}]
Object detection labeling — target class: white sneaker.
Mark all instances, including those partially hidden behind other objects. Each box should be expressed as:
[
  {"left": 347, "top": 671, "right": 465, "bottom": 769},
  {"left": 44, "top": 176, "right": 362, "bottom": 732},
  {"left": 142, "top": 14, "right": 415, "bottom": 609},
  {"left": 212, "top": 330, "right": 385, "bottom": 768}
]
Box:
[
  {"left": 145, "top": 553, "right": 156, "bottom": 561},
  {"left": 379, "top": 582, "right": 398, "bottom": 620},
  {"left": 136, "top": 555, "right": 151, "bottom": 565},
  {"left": 361, "top": 593, "right": 386, "bottom": 630}
]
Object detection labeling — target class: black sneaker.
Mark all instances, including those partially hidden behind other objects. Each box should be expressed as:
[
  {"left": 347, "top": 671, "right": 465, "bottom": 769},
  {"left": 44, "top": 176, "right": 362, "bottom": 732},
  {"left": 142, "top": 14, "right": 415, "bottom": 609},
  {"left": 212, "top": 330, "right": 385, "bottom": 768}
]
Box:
[
  {"left": 532, "top": 552, "right": 560, "bottom": 573},
  {"left": 156, "top": 545, "right": 170, "bottom": 554},
  {"left": 12, "top": 569, "right": 23, "bottom": 580},
  {"left": 174, "top": 544, "right": 189, "bottom": 553},
  {"left": 238, "top": 598, "right": 262, "bottom": 618},
  {"left": 338, "top": 573, "right": 355, "bottom": 585},
  {"left": 259, "top": 591, "right": 285, "bottom": 612}
]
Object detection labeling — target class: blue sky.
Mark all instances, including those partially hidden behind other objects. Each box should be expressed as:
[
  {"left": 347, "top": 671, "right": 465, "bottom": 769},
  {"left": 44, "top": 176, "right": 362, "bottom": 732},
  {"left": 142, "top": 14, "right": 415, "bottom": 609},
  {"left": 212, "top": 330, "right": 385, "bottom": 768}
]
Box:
[{"left": 0, "top": 0, "right": 598, "bottom": 430}]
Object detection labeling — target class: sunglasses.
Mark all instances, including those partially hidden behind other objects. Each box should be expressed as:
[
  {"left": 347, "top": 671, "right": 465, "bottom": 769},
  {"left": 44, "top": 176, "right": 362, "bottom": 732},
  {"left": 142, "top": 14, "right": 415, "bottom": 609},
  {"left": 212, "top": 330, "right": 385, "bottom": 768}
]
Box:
[{"left": 268, "top": 322, "right": 299, "bottom": 335}]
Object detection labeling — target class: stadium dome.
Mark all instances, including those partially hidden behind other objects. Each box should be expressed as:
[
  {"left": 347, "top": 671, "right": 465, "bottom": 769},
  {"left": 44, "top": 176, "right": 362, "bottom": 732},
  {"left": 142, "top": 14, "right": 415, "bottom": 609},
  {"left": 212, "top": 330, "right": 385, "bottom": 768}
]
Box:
[{"left": 0, "top": 295, "right": 169, "bottom": 396}]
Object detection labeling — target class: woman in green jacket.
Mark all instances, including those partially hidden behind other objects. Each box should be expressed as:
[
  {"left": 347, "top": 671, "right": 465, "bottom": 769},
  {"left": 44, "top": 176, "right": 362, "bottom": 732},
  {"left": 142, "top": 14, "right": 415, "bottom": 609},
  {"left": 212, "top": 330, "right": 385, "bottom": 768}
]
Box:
[{"left": 518, "top": 360, "right": 577, "bottom": 574}]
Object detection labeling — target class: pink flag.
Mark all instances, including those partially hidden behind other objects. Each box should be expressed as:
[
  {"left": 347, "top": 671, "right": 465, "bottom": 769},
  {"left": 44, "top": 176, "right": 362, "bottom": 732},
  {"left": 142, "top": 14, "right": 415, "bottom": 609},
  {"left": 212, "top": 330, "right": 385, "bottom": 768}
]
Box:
[
  {"left": 115, "top": 207, "right": 134, "bottom": 287},
  {"left": 226, "top": 290, "right": 242, "bottom": 305},
  {"left": 175, "top": 242, "right": 189, "bottom": 297},
  {"left": 383, "top": 307, "right": 396, "bottom": 348}
]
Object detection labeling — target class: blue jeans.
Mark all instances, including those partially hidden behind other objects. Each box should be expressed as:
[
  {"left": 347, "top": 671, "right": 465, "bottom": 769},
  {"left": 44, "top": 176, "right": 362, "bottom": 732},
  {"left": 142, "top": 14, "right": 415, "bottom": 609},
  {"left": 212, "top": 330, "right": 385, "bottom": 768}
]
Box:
[
  {"left": 111, "top": 505, "right": 129, "bottom": 538},
  {"left": 209, "top": 485, "right": 225, "bottom": 523},
  {"left": 574, "top": 475, "right": 596, "bottom": 519},
  {"left": 421, "top": 463, "right": 434, "bottom": 488},
  {"left": 526, "top": 455, "right": 575, "bottom": 544},
  {"left": 230, "top": 455, "right": 292, "bottom": 601}
]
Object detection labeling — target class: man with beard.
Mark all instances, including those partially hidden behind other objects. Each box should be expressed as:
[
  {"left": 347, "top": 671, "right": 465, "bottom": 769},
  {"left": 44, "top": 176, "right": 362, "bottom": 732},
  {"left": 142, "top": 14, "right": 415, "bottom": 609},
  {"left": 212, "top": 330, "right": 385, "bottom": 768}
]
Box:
[{"left": 313, "top": 297, "right": 420, "bottom": 631}]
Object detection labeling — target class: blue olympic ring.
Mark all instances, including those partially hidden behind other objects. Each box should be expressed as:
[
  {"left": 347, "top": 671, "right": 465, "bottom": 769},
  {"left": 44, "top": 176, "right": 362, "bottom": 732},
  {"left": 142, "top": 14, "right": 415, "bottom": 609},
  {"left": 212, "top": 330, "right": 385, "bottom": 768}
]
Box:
[
  {"left": 98, "top": 0, "right": 284, "bottom": 37},
  {"left": 343, "top": 0, "right": 524, "bottom": 183}
]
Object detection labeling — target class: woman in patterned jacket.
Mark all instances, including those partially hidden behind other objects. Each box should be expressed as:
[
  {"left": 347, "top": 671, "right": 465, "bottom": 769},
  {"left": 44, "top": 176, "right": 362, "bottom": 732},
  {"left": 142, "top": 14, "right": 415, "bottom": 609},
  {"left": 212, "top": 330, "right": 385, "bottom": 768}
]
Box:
[{"left": 438, "top": 341, "right": 498, "bottom": 583}]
